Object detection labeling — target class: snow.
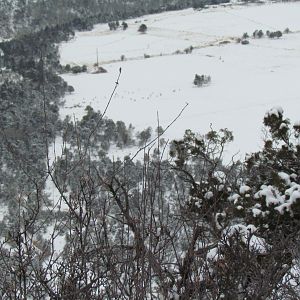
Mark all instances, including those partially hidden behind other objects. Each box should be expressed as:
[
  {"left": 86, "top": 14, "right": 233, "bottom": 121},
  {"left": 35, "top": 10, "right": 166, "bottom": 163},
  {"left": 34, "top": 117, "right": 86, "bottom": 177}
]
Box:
[
  {"left": 276, "top": 183, "right": 300, "bottom": 215},
  {"left": 228, "top": 193, "right": 240, "bottom": 203},
  {"left": 0, "top": 204, "right": 8, "bottom": 222},
  {"left": 207, "top": 246, "right": 221, "bottom": 261},
  {"left": 279, "top": 123, "right": 288, "bottom": 130},
  {"left": 226, "top": 224, "right": 243, "bottom": 235},
  {"left": 239, "top": 185, "right": 251, "bottom": 194},
  {"left": 44, "top": 137, "right": 70, "bottom": 211},
  {"left": 294, "top": 120, "right": 300, "bottom": 127},
  {"left": 59, "top": 2, "right": 300, "bottom": 160},
  {"left": 204, "top": 191, "right": 214, "bottom": 199},
  {"left": 223, "top": 223, "right": 268, "bottom": 253},
  {"left": 60, "top": 2, "right": 300, "bottom": 66},
  {"left": 278, "top": 171, "right": 291, "bottom": 185},
  {"left": 218, "top": 184, "right": 225, "bottom": 191},
  {"left": 254, "top": 185, "right": 283, "bottom": 206},
  {"left": 265, "top": 106, "right": 284, "bottom": 118},
  {"left": 248, "top": 234, "right": 268, "bottom": 254},
  {"left": 252, "top": 207, "right": 262, "bottom": 217},
  {"left": 44, "top": 224, "right": 66, "bottom": 258},
  {"left": 213, "top": 171, "right": 226, "bottom": 183}
]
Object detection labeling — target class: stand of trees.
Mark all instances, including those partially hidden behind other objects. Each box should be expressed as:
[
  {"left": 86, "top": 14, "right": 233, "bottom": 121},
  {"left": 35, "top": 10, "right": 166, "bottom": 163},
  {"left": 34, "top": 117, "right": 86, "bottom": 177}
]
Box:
[
  {"left": 194, "top": 74, "right": 211, "bottom": 86},
  {"left": 1, "top": 0, "right": 235, "bottom": 39},
  {"left": 1, "top": 103, "right": 300, "bottom": 298}
]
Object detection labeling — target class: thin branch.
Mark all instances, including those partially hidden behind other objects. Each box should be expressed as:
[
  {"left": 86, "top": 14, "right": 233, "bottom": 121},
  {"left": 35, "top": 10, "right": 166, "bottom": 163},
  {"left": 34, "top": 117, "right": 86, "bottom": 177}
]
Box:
[{"left": 129, "top": 102, "right": 189, "bottom": 162}]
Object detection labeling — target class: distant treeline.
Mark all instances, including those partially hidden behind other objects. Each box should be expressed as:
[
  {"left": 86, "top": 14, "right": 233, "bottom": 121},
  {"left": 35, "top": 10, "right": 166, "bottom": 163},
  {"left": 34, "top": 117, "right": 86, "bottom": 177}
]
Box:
[{"left": 1, "top": 0, "right": 235, "bottom": 39}]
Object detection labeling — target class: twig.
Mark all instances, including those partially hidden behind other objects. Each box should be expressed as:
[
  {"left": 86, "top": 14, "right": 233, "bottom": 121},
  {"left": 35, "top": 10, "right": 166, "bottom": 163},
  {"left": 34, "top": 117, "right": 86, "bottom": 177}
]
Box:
[
  {"left": 129, "top": 102, "right": 189, "bottom": 162},
  {"left": 85, "top": 67, "right": 122, "bottom": 149}
]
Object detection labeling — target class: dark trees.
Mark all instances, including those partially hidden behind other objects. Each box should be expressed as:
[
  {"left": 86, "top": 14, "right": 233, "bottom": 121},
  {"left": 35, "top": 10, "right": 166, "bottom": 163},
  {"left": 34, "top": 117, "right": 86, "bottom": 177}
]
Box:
[
  {"left": 268, "top": 30, "right": 283, "bottom": 38},
  {"left": 122, "top": 21, "right": 128, "bottom": 30},
  {"left": 138, "top": 23, "right": 147, "bottom": 33},
  {"left": 194, "top": 74, "right": 211, "bottom": 86},
  {"left": 2, "top": 97, "right": 300, "bottom": 298},
  {"left": 253, "top": 29, "right": 264, "bottom": 38}
]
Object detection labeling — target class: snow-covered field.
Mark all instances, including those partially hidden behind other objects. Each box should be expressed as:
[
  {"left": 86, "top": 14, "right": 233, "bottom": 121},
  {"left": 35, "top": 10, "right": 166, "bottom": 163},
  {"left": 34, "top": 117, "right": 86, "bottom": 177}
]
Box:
[{"left": 60, "top": 2, "right": 300, "bottom": 159}]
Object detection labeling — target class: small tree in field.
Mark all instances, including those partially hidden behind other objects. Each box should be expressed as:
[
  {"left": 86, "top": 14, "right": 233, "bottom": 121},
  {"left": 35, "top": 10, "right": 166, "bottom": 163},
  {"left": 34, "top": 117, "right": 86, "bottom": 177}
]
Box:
[
  {"left": 138, "top": 24, "right": 147, "bottom": 33},
  {"left": 253, "top": 29, "right": 264, "bottom": 38},
  {"left": 194, "top": 74, "right": 211, "bottom": 87},
  {"left": 122, "top": 21, "right": 128, "bottom": 30},
  {"left": 269, "top": 30, "right": 283, "bottom": 39},
  {"left": 276, "top": 30, "right": 283, "bottom": 38},
  {"left": 242, "top": 32, "right": 249, "bottom": 39}
]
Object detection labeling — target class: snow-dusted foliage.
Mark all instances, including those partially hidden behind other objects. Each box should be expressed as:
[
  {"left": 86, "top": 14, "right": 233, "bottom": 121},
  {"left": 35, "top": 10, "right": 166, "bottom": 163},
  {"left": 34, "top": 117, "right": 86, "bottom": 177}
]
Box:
[
  {"left": 166, "top": 108, "right": 300, "bottom": 298},
  {"left": 2, "top": 96, "right": 300, "bottom": 298}
]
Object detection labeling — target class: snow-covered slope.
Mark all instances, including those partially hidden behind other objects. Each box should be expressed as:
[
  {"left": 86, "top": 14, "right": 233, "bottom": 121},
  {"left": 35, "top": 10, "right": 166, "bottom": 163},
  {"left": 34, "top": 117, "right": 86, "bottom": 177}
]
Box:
[{"left": 60, "top": 2, "right": 300, "bottom": 159}]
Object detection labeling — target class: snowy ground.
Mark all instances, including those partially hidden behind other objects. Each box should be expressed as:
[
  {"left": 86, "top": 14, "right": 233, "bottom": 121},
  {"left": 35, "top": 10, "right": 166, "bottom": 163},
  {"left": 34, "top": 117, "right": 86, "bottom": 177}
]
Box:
[
  {"left": 59, "top": 1, "right": 300, "bottom": 160},
  {"left": 60, "top": 2, "right": 300, "bottom": 66}
]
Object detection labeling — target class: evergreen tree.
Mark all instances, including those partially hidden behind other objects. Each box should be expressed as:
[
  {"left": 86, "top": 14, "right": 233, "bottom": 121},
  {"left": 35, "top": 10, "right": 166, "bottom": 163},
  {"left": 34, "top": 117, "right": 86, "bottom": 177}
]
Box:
[{"left": 138, "top": 23, "right": 147, "bottom": 33}]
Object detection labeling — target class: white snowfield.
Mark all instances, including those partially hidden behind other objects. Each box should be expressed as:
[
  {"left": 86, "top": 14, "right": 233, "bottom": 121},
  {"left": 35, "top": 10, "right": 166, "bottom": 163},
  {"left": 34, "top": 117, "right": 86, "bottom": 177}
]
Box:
[{"left": 60, "top": 1, "right": 300, "bottom": 160}]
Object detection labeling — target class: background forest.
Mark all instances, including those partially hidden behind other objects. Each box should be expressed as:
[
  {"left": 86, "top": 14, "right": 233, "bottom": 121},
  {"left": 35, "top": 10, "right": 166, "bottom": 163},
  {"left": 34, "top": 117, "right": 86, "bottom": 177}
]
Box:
[{"left": 0, "top": 0, "right": 230, "bottom": 39}]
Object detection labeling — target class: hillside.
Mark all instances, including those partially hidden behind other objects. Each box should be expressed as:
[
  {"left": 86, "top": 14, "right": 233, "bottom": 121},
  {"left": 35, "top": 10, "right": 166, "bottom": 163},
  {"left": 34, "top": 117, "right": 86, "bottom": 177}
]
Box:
[{"left": 1, "top": 1, "right": 300, "bottom": 298}]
